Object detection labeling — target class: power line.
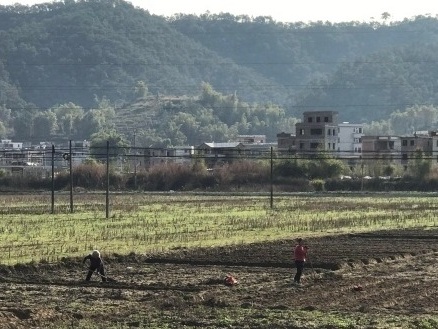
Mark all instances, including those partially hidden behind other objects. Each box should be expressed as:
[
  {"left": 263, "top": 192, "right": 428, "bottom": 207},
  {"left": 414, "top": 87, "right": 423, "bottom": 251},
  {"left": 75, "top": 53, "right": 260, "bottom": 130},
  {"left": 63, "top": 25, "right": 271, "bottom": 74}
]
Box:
[{"left": 6, "top": 59, "right": 438, "bottom": 66}]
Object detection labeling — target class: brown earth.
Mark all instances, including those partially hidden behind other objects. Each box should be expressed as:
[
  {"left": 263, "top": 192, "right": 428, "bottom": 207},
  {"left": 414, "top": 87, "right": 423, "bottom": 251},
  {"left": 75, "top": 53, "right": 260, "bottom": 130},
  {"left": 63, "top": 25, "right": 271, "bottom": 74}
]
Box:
[{"left": 0, "top": 228, "right": 438, "bottom": 328}]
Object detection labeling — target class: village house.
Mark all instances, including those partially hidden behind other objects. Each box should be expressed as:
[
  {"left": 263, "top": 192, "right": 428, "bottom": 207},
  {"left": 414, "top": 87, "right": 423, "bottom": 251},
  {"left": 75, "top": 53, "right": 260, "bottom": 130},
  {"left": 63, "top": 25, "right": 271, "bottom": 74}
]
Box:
[
  {"left": 295, "top": 111, "right": 339, "bottom": 153},
  {"left": 277, "top": 111, "right": 364, "bottom": 161},
  {"left": 399, "top": 131, "right": 438, "bottom": 169},
  {"left": 337, "top": 122, "right": 364, "bottom": 156},
  {"left": 143, "top": 146, "right": 194, "bottom": 167},
  {"left": 195, "top": 142, "right": 245, "bottom": 166}
]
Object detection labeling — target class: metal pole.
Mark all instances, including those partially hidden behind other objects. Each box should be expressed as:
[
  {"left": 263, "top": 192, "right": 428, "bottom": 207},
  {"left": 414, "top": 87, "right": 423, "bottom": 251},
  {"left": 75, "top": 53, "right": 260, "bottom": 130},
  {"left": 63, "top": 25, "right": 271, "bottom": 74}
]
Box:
[
  {"left": 69, "top": 140, "right": 73, "bottom": 213},
  {"left": 51, "top": 144, "right": 55, "bottom": 214},
  {"left": 134, "top": 131, "right": 137, "bottom": 190},
  {"left": 106, "top": 140, "right": 110, "bottom": 219},
  {"left": 270, "top": 146, "right": 273, "bottom": 209}
]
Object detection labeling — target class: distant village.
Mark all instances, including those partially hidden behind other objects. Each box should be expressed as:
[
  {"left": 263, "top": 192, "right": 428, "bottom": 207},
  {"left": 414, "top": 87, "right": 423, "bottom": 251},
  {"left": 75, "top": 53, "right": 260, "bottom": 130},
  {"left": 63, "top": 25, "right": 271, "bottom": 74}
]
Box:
[{"left": 1, "top": 110, "right": 436, "bottom": 176}]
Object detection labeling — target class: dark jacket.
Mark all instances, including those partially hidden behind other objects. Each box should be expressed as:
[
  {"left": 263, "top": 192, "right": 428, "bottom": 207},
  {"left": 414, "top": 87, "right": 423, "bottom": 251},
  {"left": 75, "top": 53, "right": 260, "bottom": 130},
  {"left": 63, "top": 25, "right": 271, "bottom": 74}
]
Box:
[{"left": 83, "top": 254, "right": 104, "bottom": 269}]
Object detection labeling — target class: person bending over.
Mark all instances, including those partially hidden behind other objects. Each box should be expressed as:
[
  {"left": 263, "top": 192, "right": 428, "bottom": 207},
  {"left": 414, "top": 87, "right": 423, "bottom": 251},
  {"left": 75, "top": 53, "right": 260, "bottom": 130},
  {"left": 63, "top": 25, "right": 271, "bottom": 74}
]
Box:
[{"left": 83, "top": 249, "right": 106, "bottom": 282}]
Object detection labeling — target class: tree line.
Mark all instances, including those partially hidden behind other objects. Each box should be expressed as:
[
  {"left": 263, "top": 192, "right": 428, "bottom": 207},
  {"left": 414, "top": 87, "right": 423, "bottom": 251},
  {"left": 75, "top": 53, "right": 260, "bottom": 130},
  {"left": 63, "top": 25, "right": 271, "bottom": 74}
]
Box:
[{"left": 1, "top": 151, "right": 437, "bottom": 192}]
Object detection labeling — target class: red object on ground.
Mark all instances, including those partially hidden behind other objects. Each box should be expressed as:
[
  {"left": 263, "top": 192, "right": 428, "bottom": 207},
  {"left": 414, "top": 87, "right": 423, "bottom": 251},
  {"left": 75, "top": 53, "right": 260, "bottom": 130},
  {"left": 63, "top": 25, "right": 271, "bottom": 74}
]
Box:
[{"left": 224, "top": 274, "right": 238, "bottom": 286}]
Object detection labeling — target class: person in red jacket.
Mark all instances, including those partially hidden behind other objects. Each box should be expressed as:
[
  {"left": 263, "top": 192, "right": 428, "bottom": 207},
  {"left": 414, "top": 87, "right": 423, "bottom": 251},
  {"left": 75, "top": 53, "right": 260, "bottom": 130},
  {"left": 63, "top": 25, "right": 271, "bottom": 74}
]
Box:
[
  {"left": 293, "top": 238, "right": 309, "bottom": 285},
  {"left": 83, "top": 250, "right": 106, "bottom": 282}
]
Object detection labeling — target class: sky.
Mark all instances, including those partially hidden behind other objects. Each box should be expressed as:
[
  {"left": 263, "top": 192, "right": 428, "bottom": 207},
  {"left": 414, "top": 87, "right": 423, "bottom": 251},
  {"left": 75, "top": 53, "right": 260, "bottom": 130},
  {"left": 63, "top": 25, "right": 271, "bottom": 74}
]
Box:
[{"left": 2, "top": 0, "right": 438, "bottom": 23}]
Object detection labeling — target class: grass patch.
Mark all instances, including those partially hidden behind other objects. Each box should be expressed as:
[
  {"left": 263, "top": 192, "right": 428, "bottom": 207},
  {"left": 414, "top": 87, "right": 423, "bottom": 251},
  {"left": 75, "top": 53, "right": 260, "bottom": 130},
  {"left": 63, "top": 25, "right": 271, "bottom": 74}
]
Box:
[{"left": 0, "top": 192, "right": 437, "bottom": 264}]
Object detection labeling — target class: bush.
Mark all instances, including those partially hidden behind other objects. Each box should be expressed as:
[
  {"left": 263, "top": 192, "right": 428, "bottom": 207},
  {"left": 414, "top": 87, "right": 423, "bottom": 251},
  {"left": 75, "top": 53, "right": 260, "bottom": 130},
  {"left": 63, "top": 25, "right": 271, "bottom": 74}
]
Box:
[
  {"left": 73, "top": 163, "right": 106, "bottom": 188},
  {"left": 311, "top": 179, "right": 325, "bottom": 191},
  {"left": 215, "top": 160, "right": 270, "bottom": 188},
  {"left": 142, "top": 163, "right": 199, "bottom": 191}
]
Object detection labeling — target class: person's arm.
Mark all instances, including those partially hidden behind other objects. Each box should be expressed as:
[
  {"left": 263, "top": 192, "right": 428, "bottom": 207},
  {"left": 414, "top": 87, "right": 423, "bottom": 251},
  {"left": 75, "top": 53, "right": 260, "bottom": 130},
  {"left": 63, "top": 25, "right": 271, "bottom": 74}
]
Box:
[
  {"left": 304, "top": 245, "right": 309, "bottom": 256},
  {"left": 83, "top": 254, "right": 91, "bottom": 263}
]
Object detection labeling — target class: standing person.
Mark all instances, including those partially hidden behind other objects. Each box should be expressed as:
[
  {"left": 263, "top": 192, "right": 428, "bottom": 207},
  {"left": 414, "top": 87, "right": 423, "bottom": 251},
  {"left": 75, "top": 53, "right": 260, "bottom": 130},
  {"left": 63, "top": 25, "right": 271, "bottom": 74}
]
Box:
[
  {"left": 293, "top": 238, "right": 309, "bottom": 285},
  {"left": 83, "top": 250, "right": 106, "bottom": 282}
]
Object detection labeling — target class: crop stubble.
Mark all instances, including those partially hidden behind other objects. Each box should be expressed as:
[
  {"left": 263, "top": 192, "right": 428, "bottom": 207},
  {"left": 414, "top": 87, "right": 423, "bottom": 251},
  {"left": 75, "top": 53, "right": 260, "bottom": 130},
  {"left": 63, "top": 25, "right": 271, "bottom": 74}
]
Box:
[{"left": 0, "top": 228, "right": 437, "bottom": 328}]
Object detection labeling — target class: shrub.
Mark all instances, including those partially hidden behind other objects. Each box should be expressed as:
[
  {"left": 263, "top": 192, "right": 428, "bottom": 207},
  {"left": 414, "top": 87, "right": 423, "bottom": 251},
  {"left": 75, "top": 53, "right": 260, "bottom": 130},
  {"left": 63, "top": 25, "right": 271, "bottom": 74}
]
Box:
[
  {"left": 73, "top": 163, "right": 106, "bottom": 188},
  {"left": 311, "top": 179, "right": 325, "bottom": 191},
  {"left": 143, "top": 163, "right": 197, "bottom": 191},
  {"left": 214, "top": 160, "right": 270, "bottom": 189},
  {"left": 274, "top": 158, "right": 306, "bottom": 178}
]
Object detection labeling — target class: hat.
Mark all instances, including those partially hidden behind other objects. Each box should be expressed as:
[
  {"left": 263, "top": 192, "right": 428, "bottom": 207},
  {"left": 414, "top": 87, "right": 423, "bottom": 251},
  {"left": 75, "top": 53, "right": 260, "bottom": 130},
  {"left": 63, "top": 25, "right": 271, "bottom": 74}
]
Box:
[{"left": 91, "top": 250, "right": 100, "bottom": 258}]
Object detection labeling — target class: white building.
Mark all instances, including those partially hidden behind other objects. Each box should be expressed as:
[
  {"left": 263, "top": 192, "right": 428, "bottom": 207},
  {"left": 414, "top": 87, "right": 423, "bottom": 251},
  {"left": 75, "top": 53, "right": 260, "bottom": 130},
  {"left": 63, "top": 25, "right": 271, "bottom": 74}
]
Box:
[
  {"left": 0, "top": 139, "right": 23, "bottom": 150},
  {"left": 337, "top": 122, "right": 364, "bottom": 158}
]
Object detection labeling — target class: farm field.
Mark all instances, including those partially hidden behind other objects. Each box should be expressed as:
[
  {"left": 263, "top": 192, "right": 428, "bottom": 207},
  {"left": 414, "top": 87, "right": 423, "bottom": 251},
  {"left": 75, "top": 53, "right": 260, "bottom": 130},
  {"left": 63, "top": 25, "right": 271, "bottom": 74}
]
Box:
[
  {"left": 1, "top": 229, "right": 438, "bottom": 328},
  {"left": 0, "top": 193, "right": 438, "bottom": 328}
]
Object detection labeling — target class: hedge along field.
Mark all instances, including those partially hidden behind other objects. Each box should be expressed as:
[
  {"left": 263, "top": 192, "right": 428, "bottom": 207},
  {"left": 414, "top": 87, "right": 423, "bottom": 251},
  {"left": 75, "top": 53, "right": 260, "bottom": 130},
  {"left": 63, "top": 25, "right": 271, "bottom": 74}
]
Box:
[{"left": 0, "top": 192, "right": 437, "bottom": 265}]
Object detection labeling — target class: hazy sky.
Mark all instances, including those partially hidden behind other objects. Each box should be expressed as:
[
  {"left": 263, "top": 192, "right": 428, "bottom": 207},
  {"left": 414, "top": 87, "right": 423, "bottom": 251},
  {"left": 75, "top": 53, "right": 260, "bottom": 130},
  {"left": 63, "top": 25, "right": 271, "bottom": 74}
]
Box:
[{"left": 2, "top": 0, "right": 438, "bottom": 23}]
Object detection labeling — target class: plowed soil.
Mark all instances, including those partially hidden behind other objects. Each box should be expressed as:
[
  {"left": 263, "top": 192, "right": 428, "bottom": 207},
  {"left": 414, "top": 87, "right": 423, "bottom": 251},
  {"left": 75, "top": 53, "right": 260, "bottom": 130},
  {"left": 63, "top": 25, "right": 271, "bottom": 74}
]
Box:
[{"left": 1, "top": 228, "right": 438, "bottom": 328}]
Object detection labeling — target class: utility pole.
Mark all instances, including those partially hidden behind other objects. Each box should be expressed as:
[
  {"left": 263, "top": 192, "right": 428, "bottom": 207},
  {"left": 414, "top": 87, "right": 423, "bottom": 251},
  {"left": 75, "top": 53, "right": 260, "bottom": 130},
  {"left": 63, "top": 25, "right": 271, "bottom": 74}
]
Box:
[
  {"left": 69, "top": 140, "right": 73, "bottom": 213},
  {"left": 51, "top": 144, "right": 55, "bottom": 214},
  {"left": 106, "top": 141, "right": 110, "bottom": 219},
  {"left": 270, "top": 147, "right": 274, "bottom": 209},
  {"left": 133, "top": 131, "right": 137, "bottom": 190}
]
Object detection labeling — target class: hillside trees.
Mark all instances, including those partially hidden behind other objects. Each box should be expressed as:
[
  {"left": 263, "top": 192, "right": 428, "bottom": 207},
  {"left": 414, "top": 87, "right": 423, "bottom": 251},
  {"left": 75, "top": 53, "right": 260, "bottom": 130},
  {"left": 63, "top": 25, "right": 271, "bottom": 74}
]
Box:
[
  {"left": 33, "top": 110, "right": 57, "bottom": 139},
  {"left": 364, "top": 105, "right": 438, "bottom": 135},
  {"left": 0, "top": 120, "right": 7, "bottom": 138},
  {"left": 13, "top": 108, "right": 38, "bottom": 140},
  {"left": 10, "top": 98, "right": 117, "bottom": 141},
  {"left": 90, "top": 128, "right": 129, "bottom": 160},
  {"left": 4, "top": 2, "right": 438, "bottom": 145},
  {"left": 171, "top": 112, "right": 200, "bottom": 144},
  {"left": 52, "top": 103, "right": 84, "bottom": 138},
  {"left": 296, "top": 43, "right": 438, "bottom": 122},
  {"left": 0, "top": 106, "right": 11, "bottom": 138},
  {"left": 114, "top": 83, "right": 297, "bottom": 148},
  {"left": 1, "top": 0, "right": 287, "bottom": 110},
  {"left": 134, "top": 81, "right": 149, "bottom": 100}
]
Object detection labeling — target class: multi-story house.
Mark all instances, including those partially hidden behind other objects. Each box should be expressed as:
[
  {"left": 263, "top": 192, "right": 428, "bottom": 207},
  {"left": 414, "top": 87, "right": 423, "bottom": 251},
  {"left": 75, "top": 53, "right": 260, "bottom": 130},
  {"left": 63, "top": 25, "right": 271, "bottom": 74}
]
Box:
[
  {"left": 431, "top": 131, "right": 438, "bottom": 163},
  {"left": 294, "top": 111, "right": 339, "bottom": 154},
  {"left": 400, "top": 131, "right": 438, "bottom": 168},
  {"left": 277, "top": 112, "right": 363, "bottom": 159},
  {"left": 361, "top": 136, "right": 401, "bottom": 160},
  {"left": 337, "top": 122, "right": 364, "bottom": 158}
]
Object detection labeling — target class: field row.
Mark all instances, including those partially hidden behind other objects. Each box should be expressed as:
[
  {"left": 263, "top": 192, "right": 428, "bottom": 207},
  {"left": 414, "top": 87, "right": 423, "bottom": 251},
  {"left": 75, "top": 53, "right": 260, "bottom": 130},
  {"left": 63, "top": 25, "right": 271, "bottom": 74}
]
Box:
[{"left": 1, "top": 193, "right": 438, "bottom": 264}]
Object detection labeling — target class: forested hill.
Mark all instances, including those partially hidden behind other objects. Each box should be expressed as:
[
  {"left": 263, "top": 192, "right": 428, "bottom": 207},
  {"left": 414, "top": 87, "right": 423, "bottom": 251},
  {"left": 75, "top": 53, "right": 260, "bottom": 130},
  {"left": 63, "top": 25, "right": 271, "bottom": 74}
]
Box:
[
  {"left": 2, "top": 0, "right": 438, "bottom": 145},
  {"left": 170, "top": 14, "right": 438, "bottom": 122},
  {"left": 0, "top": 0, "right": 286, "bottom": 109}
]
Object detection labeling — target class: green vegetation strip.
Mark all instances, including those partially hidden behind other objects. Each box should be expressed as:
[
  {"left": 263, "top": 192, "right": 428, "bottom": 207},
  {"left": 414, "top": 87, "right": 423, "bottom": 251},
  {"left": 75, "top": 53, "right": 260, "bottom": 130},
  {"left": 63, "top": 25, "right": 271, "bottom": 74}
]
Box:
[{"left": 0, "top": 193, "right": 437, "bottom": 264}]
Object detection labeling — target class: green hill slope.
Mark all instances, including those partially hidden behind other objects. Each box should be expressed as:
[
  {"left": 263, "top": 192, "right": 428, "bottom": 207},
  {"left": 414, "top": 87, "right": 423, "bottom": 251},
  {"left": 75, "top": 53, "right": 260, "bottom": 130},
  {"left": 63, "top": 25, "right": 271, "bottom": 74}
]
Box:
[
  {"left": 0, "top": 0, "right": 287, "bottom": 109},
  {"left": 3, "top": 1, "right": 438, "bottom": 142}
]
